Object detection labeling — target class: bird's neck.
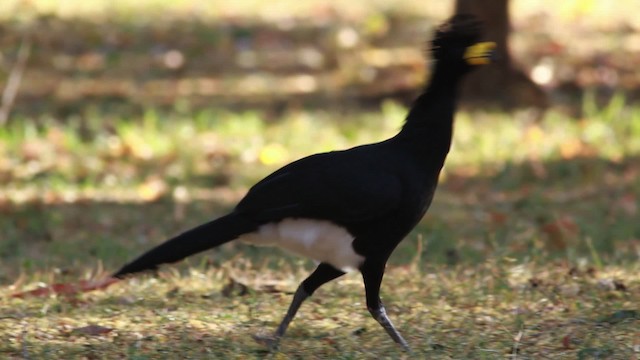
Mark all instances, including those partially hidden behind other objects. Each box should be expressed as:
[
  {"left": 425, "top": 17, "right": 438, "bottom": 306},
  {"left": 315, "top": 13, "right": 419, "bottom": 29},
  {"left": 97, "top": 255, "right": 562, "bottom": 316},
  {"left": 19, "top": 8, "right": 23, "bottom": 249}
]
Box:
[
  {"left": 401, "top": 65, "right": 463, "bottom": 132},
  {"left": 392, "top": 64, "right": 465, "bottom": 166}
]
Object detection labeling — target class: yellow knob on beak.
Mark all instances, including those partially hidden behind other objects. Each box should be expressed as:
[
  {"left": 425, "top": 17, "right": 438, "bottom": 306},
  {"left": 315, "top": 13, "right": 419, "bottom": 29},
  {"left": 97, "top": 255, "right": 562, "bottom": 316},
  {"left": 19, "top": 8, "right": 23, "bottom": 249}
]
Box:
[{"left": 464, "top": 41, "right": 497, "bottom": 65}]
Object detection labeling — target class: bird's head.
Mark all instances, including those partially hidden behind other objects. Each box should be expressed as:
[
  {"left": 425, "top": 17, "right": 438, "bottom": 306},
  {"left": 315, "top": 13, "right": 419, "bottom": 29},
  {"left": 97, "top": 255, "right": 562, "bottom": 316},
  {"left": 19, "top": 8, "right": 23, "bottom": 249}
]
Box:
[{"left": 430, "top": 14, "right": 496, "bottom": 72}]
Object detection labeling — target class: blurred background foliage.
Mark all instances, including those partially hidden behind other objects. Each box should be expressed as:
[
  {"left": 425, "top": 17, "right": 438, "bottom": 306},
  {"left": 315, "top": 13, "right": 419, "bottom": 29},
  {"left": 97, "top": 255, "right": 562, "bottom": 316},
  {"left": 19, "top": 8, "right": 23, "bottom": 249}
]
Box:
[
  {"left": 1, "top": 0, "right": 640, "bottom": 115},
  {"left": 1, "top": 0, "right": 640, "bottom": 279}
]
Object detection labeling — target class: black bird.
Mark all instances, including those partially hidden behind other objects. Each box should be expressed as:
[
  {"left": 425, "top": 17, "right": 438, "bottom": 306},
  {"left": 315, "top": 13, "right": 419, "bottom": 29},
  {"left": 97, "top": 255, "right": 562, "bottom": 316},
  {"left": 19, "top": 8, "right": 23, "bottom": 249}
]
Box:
[{"left": 113, "top": 14, "right": 495, "bottom": 351}]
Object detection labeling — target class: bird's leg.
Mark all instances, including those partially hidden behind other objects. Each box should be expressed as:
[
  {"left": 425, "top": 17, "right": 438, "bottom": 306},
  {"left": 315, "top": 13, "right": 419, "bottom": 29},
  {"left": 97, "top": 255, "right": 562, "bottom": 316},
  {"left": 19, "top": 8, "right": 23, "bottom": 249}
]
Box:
[
  {"left": 273, "top": 284, "right": 308, "bottom": 338},
  {"left": 362, "top": 262, "right": 412, "bottom": 352},
  {"left": 254, "top": 263, "right": 345, "bottom": 349},
  {"left": 368, "top": 301, "right": 410, "bottom": 351}
]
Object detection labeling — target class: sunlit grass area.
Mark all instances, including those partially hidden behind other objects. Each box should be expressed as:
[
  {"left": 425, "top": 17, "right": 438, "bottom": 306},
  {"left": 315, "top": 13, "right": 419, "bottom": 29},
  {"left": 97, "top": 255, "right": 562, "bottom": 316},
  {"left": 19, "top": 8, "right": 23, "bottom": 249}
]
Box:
[{"left": 2, "top": 95, "right": 639, "bottom": 201}]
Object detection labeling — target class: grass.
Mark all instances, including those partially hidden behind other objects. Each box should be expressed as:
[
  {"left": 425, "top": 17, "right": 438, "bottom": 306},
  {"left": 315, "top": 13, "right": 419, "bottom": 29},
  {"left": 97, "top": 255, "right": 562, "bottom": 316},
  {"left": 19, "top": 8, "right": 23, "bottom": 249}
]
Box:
[
  {"left": 2, "top": 93, "right": 640, "bottom": 198},
  {"left": 2, "top": 262, "right": 639, "bottom": 358},
  {"left": 1, "top": 97, "right": 640, "bottom": 358}
]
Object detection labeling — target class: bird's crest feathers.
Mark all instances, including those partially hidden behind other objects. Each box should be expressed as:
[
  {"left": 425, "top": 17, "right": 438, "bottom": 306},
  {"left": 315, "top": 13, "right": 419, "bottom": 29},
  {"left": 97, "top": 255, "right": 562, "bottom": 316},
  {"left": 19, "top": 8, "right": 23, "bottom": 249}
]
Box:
[{"left": 430, "top": 14, "right": 495, "bottom": 66}]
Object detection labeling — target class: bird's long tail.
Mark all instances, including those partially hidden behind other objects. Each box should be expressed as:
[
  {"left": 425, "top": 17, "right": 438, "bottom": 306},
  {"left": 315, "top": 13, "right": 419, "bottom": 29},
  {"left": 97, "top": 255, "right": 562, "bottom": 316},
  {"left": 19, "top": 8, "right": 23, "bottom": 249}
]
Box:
[{"left": 113, "top": 212, "right": 258, "bottom": 278}]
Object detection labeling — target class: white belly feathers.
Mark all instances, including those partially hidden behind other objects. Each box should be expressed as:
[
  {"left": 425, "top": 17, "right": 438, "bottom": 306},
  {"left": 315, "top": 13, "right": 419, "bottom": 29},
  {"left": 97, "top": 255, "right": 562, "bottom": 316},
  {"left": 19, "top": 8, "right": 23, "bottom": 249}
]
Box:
[{"left": 239, "top": 218, "right": 364, "bottom": 272}]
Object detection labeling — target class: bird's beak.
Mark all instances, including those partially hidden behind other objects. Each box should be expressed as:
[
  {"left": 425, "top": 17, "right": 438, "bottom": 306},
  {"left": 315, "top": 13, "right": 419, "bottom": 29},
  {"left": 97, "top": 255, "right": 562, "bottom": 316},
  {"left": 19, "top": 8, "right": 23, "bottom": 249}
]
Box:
[{"left": 464, "top": 41, "right": 497, "bottom": 65}]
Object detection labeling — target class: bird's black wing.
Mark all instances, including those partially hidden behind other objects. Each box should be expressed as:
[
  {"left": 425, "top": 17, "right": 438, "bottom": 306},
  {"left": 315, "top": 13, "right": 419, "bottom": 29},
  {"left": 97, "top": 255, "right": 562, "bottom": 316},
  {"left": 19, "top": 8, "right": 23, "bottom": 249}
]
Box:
[{"left": 235, "top": 148, "right": 403, "bottom": 224}]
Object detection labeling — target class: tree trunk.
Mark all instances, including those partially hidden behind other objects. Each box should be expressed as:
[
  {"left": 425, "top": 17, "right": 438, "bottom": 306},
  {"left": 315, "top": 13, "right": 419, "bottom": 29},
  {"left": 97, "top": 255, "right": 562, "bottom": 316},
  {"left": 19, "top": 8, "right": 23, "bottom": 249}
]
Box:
[{"left": 455, "top": 0, "right": 548, "bottom": 110}]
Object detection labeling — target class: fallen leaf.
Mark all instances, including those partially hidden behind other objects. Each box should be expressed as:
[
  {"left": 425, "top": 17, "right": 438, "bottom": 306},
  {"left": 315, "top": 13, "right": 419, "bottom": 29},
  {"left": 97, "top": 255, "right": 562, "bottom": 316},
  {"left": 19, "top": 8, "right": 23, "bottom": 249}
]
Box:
[
  {"left": 11, "top": 277, "right": 119, "bottom": 298},
  {"left": 221, "top": 278, "right": 249, "bottom": 297},
  {"left": 559, "top": 138, "right": 585, "bottom": 159},
  {"left": 489, "top": 211, "right": 508, "bottom": 226},
  {"left": 615, "top": 193, "right": 637, "bottom": 216},
  {"left": 165, "top": 287, "right": 180, "bottom": 298},
  {"left": 259, "top": 143, "right": 289, "bottom": 166},
  {"left": 597, "top": 278, "right": 616, "bottom": 291},
  {"left": 72, "top": 324, "right": 113, "bottom": 336},
  {"left": 351, "top": 327, "right": 366, "bottom": 336},
  {"left": 116, "top": 296, "right": 137, "bottom": 305},
  {"left": 558, "top": 283, "right": 580, "bottom": 297},
  {"left": 613, "top": 280, "right": 627, "bottom": 291},
  {"left": 542, "top": 216, "right": 579, "bottom": 250},
  {"left": 137, "top": 177, "right": 167, "bottom": 201},
  {"left": 528, "top": 277, "right": 543, "bottom": 288}
]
